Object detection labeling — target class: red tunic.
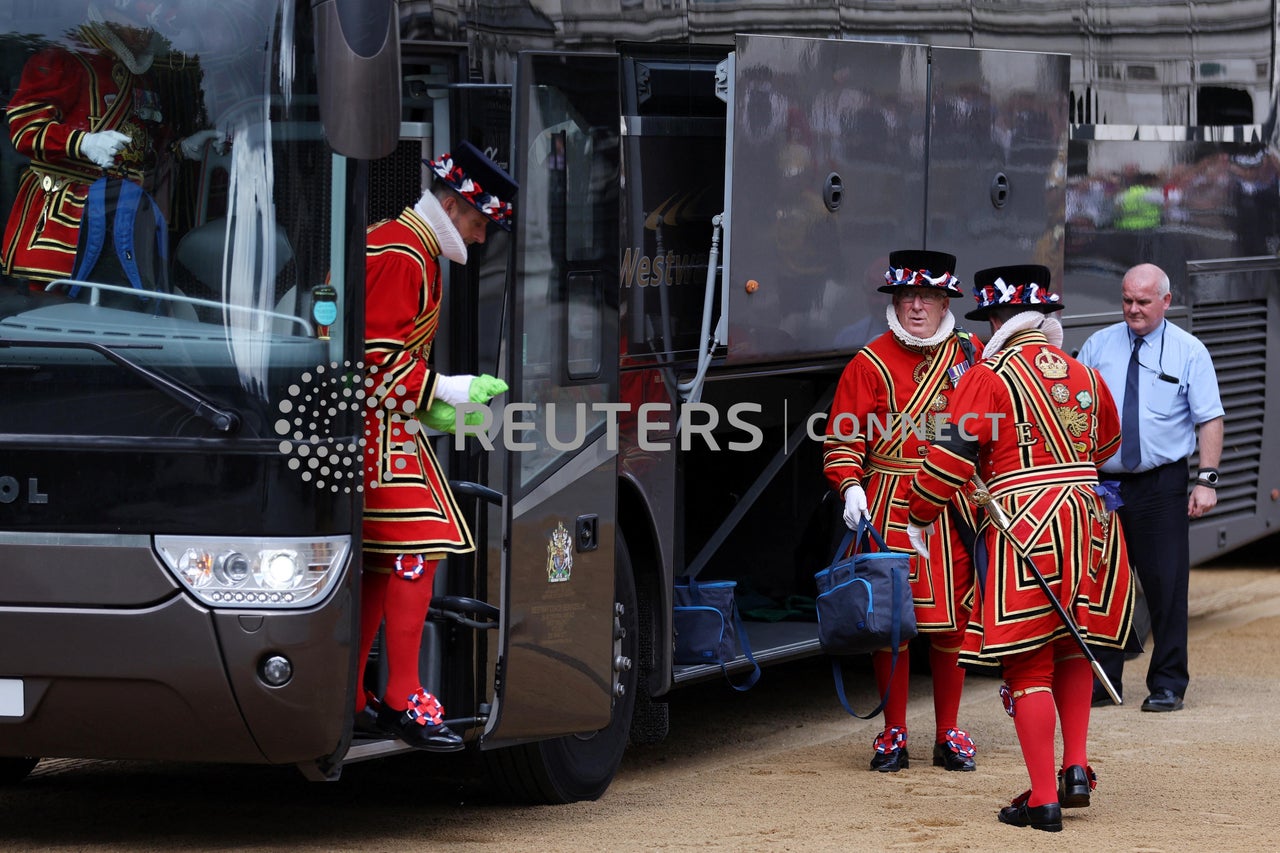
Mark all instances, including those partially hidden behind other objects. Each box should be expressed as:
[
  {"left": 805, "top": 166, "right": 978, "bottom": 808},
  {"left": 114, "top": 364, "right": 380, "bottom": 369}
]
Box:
[
  {"left": 361, "top": 209, "right": 472, "bottom": 569},
  {"left": 823, "top": 327, "right": 983, "bottom": 632},
  {"left": 907, "top": 328, "right": 1135, "bottom": 666},
  {"left": 2, "top": 41, "right": 171, "bottom": 283}
]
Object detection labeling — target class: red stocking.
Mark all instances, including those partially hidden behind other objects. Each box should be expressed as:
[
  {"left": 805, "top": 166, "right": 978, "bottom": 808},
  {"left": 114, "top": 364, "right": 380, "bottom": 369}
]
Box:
[
  {"left": 872, "top": 644, "right": 911, "bottom": 732},
  {"left": 929, "top": 632, "right": 966, "bottom": 742},
  {"left": 1054, "top": 646, "right": 1093, "bottom": 769},
  {"left": 354, "top": 570, "right": 390, "bottom": 713},
  {"left": 1005, "top": 645, "right": 1058, "bottom": 807},
  {"left": 1011, "top": 690, "right": 1058, "bottom": 807},
  {"left": 382, "top": 559, "right": 438, "bottom": 711}
]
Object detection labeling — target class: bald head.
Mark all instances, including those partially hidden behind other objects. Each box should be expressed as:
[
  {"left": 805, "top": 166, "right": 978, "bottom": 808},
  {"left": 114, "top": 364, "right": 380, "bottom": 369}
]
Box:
[{"left": 1121, "top": 263, "right": 1172, "bottom": 336}]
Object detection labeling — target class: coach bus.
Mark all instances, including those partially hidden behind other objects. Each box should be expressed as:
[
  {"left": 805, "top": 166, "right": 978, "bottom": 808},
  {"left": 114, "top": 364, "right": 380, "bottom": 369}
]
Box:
[{"left": 2, "top": 0, "right": 1278, "bottom": 803}]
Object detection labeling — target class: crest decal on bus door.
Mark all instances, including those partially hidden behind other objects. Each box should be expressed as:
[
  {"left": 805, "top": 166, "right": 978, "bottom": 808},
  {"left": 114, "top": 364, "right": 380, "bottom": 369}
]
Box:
[{"left": 547, "top": 522, "right": 573, "bottom": 583}]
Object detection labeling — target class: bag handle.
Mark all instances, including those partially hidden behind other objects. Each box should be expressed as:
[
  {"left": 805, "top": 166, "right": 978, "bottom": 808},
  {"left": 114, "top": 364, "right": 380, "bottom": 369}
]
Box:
[
  {"left": 680, "top": 576, "right": 761, "bottom": 691},
  {"left": 854, "top": 517, "right": 892, "bottom": 554},
  {"left": 827, "top": 519, "right": 892, "bottom": 573},
  {"left": 723, "top": 604, "right": 762, "bottom": 691},
  {"left": 829, "top": 554, "right": 910, "bottom": 719}
]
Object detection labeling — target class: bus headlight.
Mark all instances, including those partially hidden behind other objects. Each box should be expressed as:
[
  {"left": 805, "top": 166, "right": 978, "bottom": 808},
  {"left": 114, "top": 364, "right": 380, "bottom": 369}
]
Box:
[
  {"left": 214, "top": 550, "right": 252, "bottom": 586},
  {"left": 259, "top": 550, "right": 303, "bottom": 590},
  {"left": 177, "top": 548, "right": 214, "bottom": 587},
  {"left": 155, "top": 536, "right": 350, "bottom": 608}
]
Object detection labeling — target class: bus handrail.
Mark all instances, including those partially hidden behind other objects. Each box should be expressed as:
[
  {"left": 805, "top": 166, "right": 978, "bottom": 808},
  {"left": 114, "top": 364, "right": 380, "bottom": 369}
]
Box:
[{"left": 45, "top": 279, "right": 315, "bottom": 336}]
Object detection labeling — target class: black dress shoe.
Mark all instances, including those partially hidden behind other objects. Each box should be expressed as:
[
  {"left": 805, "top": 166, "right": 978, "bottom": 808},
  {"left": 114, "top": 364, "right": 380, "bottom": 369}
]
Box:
[
  {"left": 376, "top": 705, "right": 465, "bottom": 752},
  {"left": 998, "top": 793, "right": 1063, "bottom": 832},
  {"left": 1091, "top": 690, "right": 1117, "bottom": 708},
  {"left": 932, "top": 729, "right": 976, "bottom": 771},
  {"left": 1058, "top": 764, "right": 1095, "bottom": 808},
  {"left": 353, "top": 704, "right": 382, "bottom": 737},
  {"left": 870, "top": 745, "right": 908, "bottom": 772},
  {"left": 1141, "top": 689, "right": 1184, "bottom": 712},
  {"left": 870, "top": 727, "right": 908, "bottom": 772}
]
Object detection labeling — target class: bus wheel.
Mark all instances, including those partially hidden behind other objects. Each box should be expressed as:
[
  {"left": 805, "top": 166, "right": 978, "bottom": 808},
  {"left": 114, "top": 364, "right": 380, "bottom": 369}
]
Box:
[
  {"left": 0, "top": 756, "right": 38, "bottom": 785},
  {"left": 485, "top": 531, "right": 640, "bottom": 803}
]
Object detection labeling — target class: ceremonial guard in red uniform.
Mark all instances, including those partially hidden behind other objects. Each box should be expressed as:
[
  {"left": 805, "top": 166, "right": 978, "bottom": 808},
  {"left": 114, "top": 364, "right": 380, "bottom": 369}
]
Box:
[
  {"left": 355, "top": 141, "right": 515, "bottom": 751},
  {"left": 823, "top": 249, "right": 982, "bottom": 773},
  {"left": 907, "top": 265, "right": 1135, "bottom": 832},
  {"left": 1, "top": 1, "right": 212, "bottom": 286}
]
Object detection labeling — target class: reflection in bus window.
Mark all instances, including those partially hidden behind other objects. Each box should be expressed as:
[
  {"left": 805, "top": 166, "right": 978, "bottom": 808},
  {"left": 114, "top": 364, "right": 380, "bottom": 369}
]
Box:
[
  {"left": 516, "top": 87, "right": 617, "bottom": 490},
  {"left": 0, "top": 0, "right": 349, "bottom": 441}
]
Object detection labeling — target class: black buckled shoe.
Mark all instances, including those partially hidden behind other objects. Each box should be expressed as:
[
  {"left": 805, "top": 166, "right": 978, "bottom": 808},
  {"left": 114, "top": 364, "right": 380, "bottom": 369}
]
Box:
[
  {"left": 375, "top": 705, "right": 464, "bottom": 752},
  {"left": 353, "top": 705, "right": 382, "bottom": 737},
  {"left": 353, "top": 691, "right": 386, "bottom": 737},
  {"left": 998, "top": 792, "right": 1063, "bottom": 832},
  {"left": 932, "top": 728, "right": 976, "bottom": 771},
  {"left": 1058, "top": 764, "right": 1096, "bottom": 808},
  {"left": 1141, "top": 689, "right": 1184, "bottom": 712},
  {"left": 870, "top": 726, "right": 909, "bottom": 772}
]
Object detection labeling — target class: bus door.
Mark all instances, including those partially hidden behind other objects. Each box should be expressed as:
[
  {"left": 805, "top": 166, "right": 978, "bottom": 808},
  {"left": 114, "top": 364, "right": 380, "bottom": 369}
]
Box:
[
  {"left": 720, "top": 36, "right": 1069, "bottom": 366},
  {"left": 721, "top": 34, "right": 931, "bottom": 366},
  {"left": 481, "top": 51, "right": 624, "bottom": 746},
  {"left": 925, "top": 46, "right": 1070, "bottom": 277}
]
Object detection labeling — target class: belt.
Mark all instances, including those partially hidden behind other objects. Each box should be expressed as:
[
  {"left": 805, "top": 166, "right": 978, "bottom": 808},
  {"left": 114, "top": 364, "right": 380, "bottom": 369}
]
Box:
[
  {"left": 987, "top": 462, "right": 1099, "bottom": 495},
  {"left": 1106, "top": 458, "right": 1186, "bottom": 482},
  {"left": 866, "top": 451, "right": 922, "bottom": 476}
]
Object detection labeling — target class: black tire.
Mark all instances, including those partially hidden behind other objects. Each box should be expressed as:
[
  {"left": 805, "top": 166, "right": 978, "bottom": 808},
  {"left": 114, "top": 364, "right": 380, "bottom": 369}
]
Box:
[
  {"left": 0, "top": 756, "right": 38, "bottom": 785},
  {"left": 484, "top": 531, "right": 640, "bottom": 803},
  {"left": 628, "top": 553, "right": 669, "bottom": 746}
]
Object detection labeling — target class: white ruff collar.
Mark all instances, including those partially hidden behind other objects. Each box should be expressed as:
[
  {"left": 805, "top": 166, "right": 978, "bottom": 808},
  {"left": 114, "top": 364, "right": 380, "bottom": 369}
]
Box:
[
  {"left": 413, "top": 191, "right": 468, "bottom": 264},
  {"left": 982, "top": 311, "right": 1064, "bottom": 358},
  {"left": 84, "top": 7, "right": 157, "bottom": 75},
  {"left": 885, "top": 304, "right": 956, "bottom": 349}
]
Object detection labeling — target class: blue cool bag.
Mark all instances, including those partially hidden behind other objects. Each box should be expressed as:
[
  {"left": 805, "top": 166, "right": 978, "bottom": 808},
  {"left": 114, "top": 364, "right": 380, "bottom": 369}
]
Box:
[
  {"left": 815, "top": 519, "right": 917, "bottom": 717},
  {"left": 673, "top": 577, "right": 761, "bottom": 691}
]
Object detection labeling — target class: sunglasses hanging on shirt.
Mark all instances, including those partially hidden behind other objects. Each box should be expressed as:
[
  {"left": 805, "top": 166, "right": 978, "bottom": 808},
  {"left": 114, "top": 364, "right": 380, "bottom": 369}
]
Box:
[{"left": 1135, "top": 327, "right": 1179, "bottom": 384}]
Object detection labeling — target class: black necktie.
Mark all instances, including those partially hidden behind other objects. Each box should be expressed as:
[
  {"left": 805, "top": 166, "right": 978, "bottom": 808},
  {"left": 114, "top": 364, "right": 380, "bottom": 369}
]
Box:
[{"left": 1121, "top": 335, "right": 1143, "bottom": 471}]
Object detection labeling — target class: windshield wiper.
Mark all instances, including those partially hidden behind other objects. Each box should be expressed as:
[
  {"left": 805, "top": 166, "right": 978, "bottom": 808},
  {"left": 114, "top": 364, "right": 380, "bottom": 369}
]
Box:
[{"left": 0, "top": 338, "right": 241, "bottom": 433}]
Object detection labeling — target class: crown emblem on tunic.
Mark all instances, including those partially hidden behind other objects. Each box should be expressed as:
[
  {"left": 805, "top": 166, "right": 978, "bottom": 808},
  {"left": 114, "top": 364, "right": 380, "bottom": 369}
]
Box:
[{"left": 1034, "top": 350, "right": 1068, "bottom": 379}]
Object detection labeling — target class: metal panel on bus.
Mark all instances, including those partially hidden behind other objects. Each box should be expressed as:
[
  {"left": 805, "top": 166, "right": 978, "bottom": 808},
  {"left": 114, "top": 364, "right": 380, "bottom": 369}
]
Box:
[
  {"left": 926, "top": 46, "right": 1070, "bottom": 289},
  {"left": 483, "top": 52, "right": 621, "bottom": 744},
  {"left": 723, "top": 35, "right": 929, "bottom": 365}
]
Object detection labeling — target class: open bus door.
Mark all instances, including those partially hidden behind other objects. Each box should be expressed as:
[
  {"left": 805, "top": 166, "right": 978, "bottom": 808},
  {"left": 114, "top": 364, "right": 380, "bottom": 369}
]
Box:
[
  {"left": 473, "top": 50, "right": 631, "bottom": 804},
  {"left": 720, "top": 35, "right": 1068, "bottom": 369}
]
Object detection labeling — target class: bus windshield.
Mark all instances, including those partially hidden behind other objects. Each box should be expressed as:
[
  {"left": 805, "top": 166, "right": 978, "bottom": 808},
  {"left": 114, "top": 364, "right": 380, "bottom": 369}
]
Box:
[{"left": 0, "top": 0, "right": 354, "bottom": 442}]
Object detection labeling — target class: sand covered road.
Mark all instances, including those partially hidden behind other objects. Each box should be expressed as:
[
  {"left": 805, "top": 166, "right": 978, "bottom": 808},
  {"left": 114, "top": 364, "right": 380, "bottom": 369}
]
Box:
[{"left": 6, "top": 564, "right": 1280, "bottom": 852}]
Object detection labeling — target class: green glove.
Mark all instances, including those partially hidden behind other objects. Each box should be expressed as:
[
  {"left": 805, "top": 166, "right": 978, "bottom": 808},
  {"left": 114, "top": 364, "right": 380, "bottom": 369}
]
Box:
[
  {"left": 469, "top": 374, "right": 508, "bottom": 403},
  {"left": 418, "top": 399, "right": 486, "bottom": 434}
]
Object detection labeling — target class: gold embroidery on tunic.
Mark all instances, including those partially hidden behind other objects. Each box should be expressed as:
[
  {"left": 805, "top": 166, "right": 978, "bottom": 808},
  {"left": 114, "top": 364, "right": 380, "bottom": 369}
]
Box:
[
  {"left": 1056, "top": 406, "right": 1089, "bottom": 437},
  {"left": 1034, "top": 350, "right": 1068, "bottom": 379}
]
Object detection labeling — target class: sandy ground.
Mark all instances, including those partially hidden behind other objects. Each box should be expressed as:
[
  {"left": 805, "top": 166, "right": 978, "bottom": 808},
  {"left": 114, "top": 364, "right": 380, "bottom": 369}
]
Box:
[
  {"left": 6, "top": 563, "right": 1280, "bottom": 852},
  {"left": 467, "top": 563, "right": 1280, "bottom": 852}
]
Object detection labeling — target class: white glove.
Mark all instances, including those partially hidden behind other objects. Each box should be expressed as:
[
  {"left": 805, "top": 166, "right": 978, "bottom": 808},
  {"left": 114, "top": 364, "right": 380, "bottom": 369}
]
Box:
[
  {"left": 434, "top": 374, "right": 476, "bottom": 407},
  {"left": 80, "top": 130, "right": 130, "bottom": 168},
  {"left": 842, "top": 485, "right": 870, "bottom": 529},
  {"left": 907, "top": 522, "right": 934, "bottom": 560},
  {"left": 179, "top": 129, "right": 223, "bottom": 160}
]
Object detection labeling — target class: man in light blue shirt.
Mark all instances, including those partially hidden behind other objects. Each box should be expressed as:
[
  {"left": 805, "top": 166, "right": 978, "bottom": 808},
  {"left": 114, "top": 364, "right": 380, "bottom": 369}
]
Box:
[{"left": 1078, "top": 263, "right": 1223, "bottom": 713}]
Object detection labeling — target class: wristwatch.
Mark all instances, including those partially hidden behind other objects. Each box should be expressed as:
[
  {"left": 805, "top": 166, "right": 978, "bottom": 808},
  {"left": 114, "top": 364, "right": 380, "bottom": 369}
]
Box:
[{"left": 1196, "top": 468, "right": 1219, "bottom": 488}]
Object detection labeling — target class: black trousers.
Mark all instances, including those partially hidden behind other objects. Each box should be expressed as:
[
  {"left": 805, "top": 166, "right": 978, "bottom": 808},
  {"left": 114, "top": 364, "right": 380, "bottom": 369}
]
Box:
[{"left": 1095, "top": 459, "right": 1191, "bottom": 699}]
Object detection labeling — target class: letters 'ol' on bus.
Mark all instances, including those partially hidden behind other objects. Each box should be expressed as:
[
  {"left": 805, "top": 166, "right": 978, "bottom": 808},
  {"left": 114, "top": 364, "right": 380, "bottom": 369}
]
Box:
[{"left": 3, "top": 0, "right": 1279, "bottom": 802}]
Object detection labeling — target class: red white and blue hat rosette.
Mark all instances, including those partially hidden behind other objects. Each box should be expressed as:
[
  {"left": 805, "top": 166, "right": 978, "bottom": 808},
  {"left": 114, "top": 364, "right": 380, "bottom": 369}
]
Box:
[
  {"left": 965, "top": 264, "right": 1064, "bottom": 321},
  {"left": 879, "top": 249, "right": 964, "bottom": 298},
  {"left": 425, "top": 140, "right": 518, "bottom": 232}
]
